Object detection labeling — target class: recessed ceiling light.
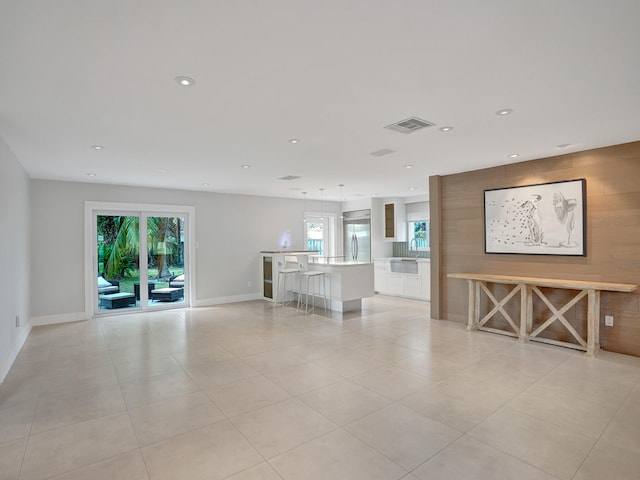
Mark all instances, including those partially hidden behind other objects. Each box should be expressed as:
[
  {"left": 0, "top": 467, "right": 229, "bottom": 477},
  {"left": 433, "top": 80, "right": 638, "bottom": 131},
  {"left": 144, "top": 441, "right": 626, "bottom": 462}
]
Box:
[
  {"left": 288, "top": 139, "right": 300, "bottom": 144},
  {"left": 409, "top": 187, "right": 416, "bottom": 191},
  {"left": 86, "top": 173, "right": 96, "bottom": 177},
  {"left": 175, "top": 76, "right": 195, "bottom": 86},
  {"left": 158, "top": 169, "right": 167, "bottom": 174},
  {"left": 91, "top": 145, "right": 104, "bottom": 150},
  {"left": 508, "top": 153, "right": 520, "bottom": 158},
  {"left": 405, "top": 165, "right": 413, "bottom": 169},
  {"left": 241, "top": 164, "right": 251, "bottom": 169},
  {"left": 496, "top": 109, "right": 513, "bottom": 116},
  {"left": 557, "top": 143, "right": 572, "bottom": 149},
  {"left": 202, "top": 183, "right": 209, "bottom": 187},
  {"left": 439, "top": 126, "right": 454, "bottom": 132}
]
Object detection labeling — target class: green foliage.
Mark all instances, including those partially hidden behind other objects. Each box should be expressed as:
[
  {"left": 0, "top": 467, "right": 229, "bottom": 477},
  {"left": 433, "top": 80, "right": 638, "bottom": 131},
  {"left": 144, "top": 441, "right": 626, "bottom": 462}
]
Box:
[
  {"left": 98, "top": 215, "right": 140, "bottom": 279},
  {"left": 98, "top": 215, "right": 184, "bottom": 280}
]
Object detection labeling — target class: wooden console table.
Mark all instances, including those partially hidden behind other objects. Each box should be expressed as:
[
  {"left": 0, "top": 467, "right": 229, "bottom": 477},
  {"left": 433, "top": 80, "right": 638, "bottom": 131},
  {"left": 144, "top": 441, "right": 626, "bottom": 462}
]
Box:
[{"left": 448, "top": 273, "right": 637, "bottom": 356}]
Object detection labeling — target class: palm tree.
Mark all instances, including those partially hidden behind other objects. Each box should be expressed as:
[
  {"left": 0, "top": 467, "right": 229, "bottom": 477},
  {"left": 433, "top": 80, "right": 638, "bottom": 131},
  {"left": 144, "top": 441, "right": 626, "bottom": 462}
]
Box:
[
  {"left": 148, "top": 217, "right": 172, "bottom": 279},
  {"left": 101, "top": 216, "right": 139, "bottom": 279},
  {"left": 99, "top": 216, "right": 182, "bottom": 280}
]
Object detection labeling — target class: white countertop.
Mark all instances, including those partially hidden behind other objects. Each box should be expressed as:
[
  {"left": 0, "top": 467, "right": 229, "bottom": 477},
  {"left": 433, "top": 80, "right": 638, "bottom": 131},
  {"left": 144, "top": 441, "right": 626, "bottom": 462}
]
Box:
[
  {"left": 310, "top": 261, "right": 373, "bottom": 267},
  {"left": 260, "top": 250, "right": 318, "bottom": 255},
  {"left": 374, "top": 257, "right": 431, "bottom": 263}
]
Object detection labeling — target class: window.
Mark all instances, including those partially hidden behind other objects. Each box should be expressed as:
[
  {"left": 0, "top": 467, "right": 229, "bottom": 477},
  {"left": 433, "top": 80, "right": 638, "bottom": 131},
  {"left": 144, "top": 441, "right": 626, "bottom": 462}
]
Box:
[
  {"left": 409, "top": 220, "right": 430, "bottom": 251},
  {"left": 304, "top": 214, "right": 336, "bottom": 258},
  {"left": 406, "top": 201, "right": 429, "bottom": 251},
  {"left": 306, "top": 218, "right": 325, "bottom": 255}
]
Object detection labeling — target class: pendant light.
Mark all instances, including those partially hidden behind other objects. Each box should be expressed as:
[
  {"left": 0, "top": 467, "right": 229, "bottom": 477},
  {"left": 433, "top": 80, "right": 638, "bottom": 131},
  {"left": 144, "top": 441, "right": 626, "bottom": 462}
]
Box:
[
  {"left": 338, "top": 184, "right": 344, "bottom": 219},
  {"left": 302, "top": 191, "right": 307, "bottom": 223},
  {"left": 319, "top": 188, "right": 325, "bottom": 219},
  {"left": 302, "top": 191, "right": 308, "bottom": 250}
]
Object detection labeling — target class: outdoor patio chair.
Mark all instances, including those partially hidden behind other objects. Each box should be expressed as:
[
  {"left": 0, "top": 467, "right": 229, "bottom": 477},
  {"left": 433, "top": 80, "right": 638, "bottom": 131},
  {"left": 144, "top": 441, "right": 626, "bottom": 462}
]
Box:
[{"left": 97, "top": 275, "right": 120, "bottom": 294}]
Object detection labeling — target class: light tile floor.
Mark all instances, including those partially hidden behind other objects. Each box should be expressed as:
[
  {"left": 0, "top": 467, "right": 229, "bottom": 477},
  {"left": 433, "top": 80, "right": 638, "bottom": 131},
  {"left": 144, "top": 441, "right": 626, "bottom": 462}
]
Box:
[{"left": 1, "top": 295, "right": 640, "bottom": 479}]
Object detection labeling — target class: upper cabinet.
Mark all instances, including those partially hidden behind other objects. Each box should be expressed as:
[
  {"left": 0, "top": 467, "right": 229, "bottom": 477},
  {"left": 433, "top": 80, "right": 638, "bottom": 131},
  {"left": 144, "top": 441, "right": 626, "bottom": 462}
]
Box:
[
  {"left": 383, "top": 201, "right": 406, "bottom": 242},
  {"left": 384, "top": 204, "right": 394, "bottom": 238}
]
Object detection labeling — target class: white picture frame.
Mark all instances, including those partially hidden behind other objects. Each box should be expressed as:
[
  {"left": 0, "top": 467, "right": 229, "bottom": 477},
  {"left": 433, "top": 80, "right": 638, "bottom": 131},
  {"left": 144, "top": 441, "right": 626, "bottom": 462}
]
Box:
[{"left": 484, "top": 179, "right": 586, "bottom": 256}]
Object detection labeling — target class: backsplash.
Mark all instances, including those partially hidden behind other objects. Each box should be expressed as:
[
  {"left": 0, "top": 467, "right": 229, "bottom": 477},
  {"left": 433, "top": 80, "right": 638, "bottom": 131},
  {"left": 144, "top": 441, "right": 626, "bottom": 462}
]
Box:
[{"left": 392, "top": 242, "right": 430, "bottom": 258}]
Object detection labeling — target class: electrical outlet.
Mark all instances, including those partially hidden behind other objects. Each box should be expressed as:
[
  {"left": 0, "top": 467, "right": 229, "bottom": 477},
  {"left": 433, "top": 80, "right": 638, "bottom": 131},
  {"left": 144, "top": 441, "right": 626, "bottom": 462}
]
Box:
[{"left": 605, "top": 315, "right": 614, "bottom": 327}]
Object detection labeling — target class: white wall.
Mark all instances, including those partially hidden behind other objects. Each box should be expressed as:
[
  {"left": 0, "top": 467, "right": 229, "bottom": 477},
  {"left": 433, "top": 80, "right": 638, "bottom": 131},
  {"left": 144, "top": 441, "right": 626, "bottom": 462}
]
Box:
[
  {"left": 30, "top": 180, "right": 339, "bottom": 321},
  {"left": 0, "top": 137, "right": 31, "bottom": 382}
]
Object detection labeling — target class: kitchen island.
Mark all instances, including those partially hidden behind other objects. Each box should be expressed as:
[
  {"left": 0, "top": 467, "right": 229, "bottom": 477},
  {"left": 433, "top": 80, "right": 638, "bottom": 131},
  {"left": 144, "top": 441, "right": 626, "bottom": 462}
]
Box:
[
  {"left": 307, "top": 259, "right": 374, "bottom": 312},
  {"left": 259, "top": 251, "right": 317, "bottom": 302},
  {"left": 259, "top": 252, "right": 374, "bottom": 312}
]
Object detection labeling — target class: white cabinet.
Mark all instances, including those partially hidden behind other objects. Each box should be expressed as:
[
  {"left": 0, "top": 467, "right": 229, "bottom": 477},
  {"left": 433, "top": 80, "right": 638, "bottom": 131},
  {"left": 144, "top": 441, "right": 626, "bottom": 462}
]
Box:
[
  {"left": 419, "top": 261, "right": 430, "bottom": 301},
  {"left": 373, "top": 259, "right": 430, "bottom": 300},
  {"left": 387, "top": 274, "right": 404, "bottom": 296},
  {"left": 374, "top": 260, "right": 389, "bottom": 293},
  {"left": 403, "top": 275, "right": 423, "bottom": 299}
]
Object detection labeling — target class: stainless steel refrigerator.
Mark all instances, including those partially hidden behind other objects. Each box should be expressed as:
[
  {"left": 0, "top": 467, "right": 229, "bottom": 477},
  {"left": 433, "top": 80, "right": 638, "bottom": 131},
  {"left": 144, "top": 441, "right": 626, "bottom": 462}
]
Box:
[{"left": 343, "top": 209, "right": 371, "bottom": 263}]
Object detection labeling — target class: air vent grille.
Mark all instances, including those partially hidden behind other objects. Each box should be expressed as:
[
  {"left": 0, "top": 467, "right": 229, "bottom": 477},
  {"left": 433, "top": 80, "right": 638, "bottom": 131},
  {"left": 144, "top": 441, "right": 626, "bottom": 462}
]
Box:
[
  {"left": 278, "top": 175, "right": 300, "bottom": 181},
  {"left": 385, "top": 117, "right": 435, "bottom": 134},
  {"left": 370, "top": 148, "right": 395, "bottom": 157}
]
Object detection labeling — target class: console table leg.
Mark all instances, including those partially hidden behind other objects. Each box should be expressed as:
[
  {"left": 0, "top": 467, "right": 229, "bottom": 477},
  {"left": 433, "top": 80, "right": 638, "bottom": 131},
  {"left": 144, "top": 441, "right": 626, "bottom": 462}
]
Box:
[
  {"left": 587, "top": 289, "right": 601, "bottom": 356},
  {"left": 518, "top": 284, "right": 527, "bottom": 343},
  {"left": 466, "top": 279, "right": 477, "bottom": 330}
]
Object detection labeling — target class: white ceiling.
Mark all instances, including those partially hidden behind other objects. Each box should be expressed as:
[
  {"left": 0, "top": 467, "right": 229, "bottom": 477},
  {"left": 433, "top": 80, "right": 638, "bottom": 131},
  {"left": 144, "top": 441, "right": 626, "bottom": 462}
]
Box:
[{"left": 1, "top": 0, "right": 639, "bottom": 202}]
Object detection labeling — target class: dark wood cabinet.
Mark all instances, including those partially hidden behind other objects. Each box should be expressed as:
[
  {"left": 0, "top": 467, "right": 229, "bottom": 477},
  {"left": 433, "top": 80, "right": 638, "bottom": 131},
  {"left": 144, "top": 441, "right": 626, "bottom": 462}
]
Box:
[
  {"left": 262, "top": 256, "right": 273, "bottom": 298},
  {"left": 384, "top": 203, "right": 395, "bottom": 238}
]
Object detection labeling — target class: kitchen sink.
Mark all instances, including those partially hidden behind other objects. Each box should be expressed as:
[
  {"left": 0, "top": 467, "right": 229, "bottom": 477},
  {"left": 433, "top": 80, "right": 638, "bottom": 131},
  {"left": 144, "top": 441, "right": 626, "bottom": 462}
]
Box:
[{"left": 390, "top": 258, "right": 418, "bottom": 274}]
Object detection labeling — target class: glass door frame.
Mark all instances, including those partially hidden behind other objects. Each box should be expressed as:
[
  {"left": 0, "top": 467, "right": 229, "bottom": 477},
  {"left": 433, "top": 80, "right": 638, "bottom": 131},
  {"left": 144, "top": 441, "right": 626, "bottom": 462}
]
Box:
[{"left": 84, "top": 201, "right": 196, "bottom": 317}]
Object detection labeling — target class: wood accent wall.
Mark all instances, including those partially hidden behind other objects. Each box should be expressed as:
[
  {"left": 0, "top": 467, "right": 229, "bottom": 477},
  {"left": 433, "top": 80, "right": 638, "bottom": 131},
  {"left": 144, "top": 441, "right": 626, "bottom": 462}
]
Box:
[{"left": 435, "top": 141, "right": 640, "bottom": 356}]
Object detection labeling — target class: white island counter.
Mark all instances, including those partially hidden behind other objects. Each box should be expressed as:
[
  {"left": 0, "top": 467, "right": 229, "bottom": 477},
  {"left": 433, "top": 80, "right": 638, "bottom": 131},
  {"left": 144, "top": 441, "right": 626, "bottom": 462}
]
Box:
[
  {"left": 259, "top": 252, "right": 374, "bottom": 312},
  {"left": 307, "top": 260, "right": 374, "bottom": 312}
]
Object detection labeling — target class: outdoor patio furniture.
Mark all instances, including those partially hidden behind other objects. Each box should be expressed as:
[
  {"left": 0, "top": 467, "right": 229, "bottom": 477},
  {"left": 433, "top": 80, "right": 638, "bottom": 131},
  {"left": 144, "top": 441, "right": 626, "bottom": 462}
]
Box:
[
  {"left": 169, "top": 274, "right": 184, "bottom": 288},
  {"left": 150, "top": 287, "right": 184, "bottom": 302},
  {"left": 99, "top": 292, "right": 135, "bottom": 309},
  {"left": 98, "top": 275, "right": 120, "bottom": 294},
  {"left": 134, "top": 281, "right": 156, "bottom": 300}
]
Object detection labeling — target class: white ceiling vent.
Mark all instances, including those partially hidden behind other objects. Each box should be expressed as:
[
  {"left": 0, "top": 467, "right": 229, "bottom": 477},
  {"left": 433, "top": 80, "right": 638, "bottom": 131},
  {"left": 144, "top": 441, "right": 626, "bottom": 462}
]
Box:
[
  {"left": 278, "top": 175, "right": 300, "bottom": 181},
  {"left": 385, "top": 117, "right": 435, "bottom": 134},
  {"left": 370, "top": 148, "right": 395, "bottom": 157}
]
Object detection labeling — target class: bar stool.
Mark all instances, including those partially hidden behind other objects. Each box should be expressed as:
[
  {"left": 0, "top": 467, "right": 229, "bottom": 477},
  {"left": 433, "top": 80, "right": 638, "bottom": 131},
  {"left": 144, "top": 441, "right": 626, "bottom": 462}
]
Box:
[
  {"left": 274, "top": 259, "right": 299, "bottom": 307},
  {"left": 296, "top": 255, "right": 328, "bottom": 314}
]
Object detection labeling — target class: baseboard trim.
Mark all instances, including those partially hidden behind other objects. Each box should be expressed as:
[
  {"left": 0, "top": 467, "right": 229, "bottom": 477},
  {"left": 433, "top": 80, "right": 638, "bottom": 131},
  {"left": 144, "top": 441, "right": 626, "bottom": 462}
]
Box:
[
  {"left": 0, "top": 320, "right": 33, "bottom": 383},
  {"left": 32, "top": 311, "right": 89, "bottom": 326},
  {"left": 194, "top": 292, "right": 262, "bottom": 307}
]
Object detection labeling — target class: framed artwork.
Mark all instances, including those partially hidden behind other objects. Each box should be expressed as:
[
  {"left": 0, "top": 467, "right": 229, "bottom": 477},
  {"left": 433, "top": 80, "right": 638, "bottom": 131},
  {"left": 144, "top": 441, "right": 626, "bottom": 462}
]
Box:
[{"left": 484, "top": 179, "right": 586, "bottom": 256}]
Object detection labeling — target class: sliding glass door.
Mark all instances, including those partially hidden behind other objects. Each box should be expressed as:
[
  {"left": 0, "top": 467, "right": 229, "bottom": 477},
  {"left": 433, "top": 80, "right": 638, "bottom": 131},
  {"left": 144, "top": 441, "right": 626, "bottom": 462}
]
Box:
[
  {"left": 146, "top": 215, "right": 186, "bottom": 308},
  {"left": 92, "top": 206, "right": 191, "bottom": 315},
  {"left": 97, "top": 214, "right": 141, "bottom": 312}
]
